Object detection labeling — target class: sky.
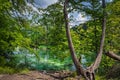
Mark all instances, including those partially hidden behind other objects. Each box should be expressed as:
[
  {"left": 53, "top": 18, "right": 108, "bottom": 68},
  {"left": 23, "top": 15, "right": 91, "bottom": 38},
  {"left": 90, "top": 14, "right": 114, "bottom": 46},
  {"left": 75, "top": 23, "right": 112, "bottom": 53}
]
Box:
[
  {"left": 34, "top": 0, "right": 58, "bottom": 8},
  {"left": 69, "top": 12, "right": 89, "bottom": 27},
  {"left": 27, "top": 0, "right": 88, "bottom": 26}
]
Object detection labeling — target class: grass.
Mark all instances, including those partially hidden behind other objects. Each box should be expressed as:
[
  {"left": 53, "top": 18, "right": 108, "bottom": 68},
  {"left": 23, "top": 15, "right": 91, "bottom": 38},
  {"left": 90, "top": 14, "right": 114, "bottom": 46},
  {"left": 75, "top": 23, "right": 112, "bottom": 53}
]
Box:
[
  {"left": 0, "top": 67, "right": 15, "bottom": 74},
  {"left": 19, "top": 68, "right": 29, "bottom": 74},
  {"left": 0, "top": 67, "right": 29, "bottom": 74}
]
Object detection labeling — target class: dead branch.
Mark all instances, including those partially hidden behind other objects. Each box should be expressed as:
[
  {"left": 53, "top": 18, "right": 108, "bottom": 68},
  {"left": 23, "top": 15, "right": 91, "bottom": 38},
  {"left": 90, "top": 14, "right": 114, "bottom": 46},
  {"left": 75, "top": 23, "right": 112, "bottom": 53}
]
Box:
[{"left": 105, "top": 51, "right": 120, "bottom": 61}]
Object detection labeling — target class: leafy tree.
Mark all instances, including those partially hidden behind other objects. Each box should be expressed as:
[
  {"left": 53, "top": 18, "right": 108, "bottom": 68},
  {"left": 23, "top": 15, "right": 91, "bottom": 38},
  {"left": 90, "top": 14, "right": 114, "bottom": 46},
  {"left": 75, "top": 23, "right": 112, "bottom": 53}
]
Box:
[
  {"left": 0, "top": 0, "right": 32, "bottom": 67},
  {"left": 63, "top": 0, "right": 111, "bottom": 79}
]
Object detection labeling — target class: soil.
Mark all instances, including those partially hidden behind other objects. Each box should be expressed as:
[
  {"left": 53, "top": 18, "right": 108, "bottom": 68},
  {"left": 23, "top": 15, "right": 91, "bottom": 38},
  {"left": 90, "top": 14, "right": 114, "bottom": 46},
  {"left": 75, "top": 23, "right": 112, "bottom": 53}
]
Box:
[{"left": 0, "top": 71, "right": 79, "bottom": 80}]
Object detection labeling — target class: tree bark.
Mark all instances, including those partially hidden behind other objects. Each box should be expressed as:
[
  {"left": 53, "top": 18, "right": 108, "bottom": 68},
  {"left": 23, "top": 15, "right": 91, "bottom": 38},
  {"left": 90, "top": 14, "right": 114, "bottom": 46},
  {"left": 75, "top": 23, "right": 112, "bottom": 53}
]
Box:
[
  {"left": 81, "top": 0, "right": 107, "bottom": 79},
  {"left": 84, "top": 0, "right": 107, "bottom": 79},
  {"left": 63, "top": 0, "right": 85, "bottom": 77}
]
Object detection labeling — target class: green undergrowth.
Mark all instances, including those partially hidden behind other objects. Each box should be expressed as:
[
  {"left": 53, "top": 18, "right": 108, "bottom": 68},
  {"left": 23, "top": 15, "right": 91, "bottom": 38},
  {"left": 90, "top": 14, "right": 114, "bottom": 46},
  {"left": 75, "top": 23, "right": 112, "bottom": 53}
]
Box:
[
  {"left": 0, "top": 67, "right": 29, "bottom": 74},
  {"left": 18, "top": 68, "right": 29, "bottom": 74},
  {"left": 95, "top": 75, "right": 106, "bottom": 80},
  {"left": 0, "top": 67, "right": 15, "bottom": 74}
]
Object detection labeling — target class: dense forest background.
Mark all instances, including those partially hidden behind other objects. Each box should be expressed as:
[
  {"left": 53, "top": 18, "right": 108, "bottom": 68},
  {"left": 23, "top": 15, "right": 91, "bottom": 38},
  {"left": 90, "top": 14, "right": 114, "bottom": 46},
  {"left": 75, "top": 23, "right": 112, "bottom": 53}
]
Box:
[{"left": 0, "top": 0, "right": 120, "bottom": 80}]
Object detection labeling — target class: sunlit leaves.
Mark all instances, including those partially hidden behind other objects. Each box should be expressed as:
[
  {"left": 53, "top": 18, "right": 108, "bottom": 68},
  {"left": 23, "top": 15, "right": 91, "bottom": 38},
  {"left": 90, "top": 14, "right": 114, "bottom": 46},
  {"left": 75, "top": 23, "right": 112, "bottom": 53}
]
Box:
[{"left": 105, "top": 0, "right": 120, "bottom": 53}]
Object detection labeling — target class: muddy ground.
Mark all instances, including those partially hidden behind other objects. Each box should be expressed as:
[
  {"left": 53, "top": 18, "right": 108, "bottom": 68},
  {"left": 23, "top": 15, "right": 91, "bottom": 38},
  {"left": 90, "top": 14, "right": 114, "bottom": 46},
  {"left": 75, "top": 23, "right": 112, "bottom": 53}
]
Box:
[{"left": 0, "top": 71, "right": 80, "bottom": 80}]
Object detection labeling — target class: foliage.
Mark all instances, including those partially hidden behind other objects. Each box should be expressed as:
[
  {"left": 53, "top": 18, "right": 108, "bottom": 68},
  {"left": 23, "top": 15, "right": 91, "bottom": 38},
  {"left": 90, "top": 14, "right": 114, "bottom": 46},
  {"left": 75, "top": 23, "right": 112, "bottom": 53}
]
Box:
[
  {"left": 0, "top": 67, "right": 15, "bottom": 74},
  {"left": 0, "top": 66, "right": 30, "bottom": 74},
  {"left": 105, "top": 0, "right": 120, "bottom": 53},
  {"left": 0, "top": 0, "right": 119, "bottom": 79},
  {"left": 106, "top": 63, "right": 120, "bottom": 79},
  {"left": 95, "top": 75, "right": 106, "bottom": 80},
  {"left": 19, "top": 68, "right": 30, "bottom": 74},
  {"left": 0, "top": 0, "right": 32, "bottom": 66},
  {"left": 98, "top": 55, "right": 115, "bottom": 75}
]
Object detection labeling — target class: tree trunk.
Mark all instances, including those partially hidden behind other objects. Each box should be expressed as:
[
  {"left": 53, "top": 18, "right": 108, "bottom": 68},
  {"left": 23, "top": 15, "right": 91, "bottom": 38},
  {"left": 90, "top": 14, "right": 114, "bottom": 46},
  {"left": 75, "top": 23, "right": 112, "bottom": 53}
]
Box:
[
  {"left": 84, "top": 0, "right": 107, "bottom": 79},
  {"left": 63, "top": 0, "right": 85, "bottom": 77},
  {"left": 91, "top": 0, "right": 106, "bottom": 70},
  {"left": 63, "top": 0, "right": 107, "bottom": 80}
]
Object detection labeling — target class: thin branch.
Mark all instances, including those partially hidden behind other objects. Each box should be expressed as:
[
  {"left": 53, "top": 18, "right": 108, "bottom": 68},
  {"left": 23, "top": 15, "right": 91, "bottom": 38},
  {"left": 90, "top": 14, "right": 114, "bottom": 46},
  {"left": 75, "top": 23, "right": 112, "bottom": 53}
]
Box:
[{"left": 63, "top": 0, "right": 85, "bottom": 76}]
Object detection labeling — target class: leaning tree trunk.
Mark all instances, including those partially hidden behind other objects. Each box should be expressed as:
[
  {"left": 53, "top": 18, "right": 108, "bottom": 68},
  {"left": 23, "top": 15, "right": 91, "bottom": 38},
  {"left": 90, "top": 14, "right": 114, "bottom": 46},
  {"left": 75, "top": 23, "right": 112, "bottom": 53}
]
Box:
[
  {"left": 63, "top": 0, "right": 85, "bottom": 77},
  {"left": 63, "top": 0, "right": 107, "bottom": 80}
]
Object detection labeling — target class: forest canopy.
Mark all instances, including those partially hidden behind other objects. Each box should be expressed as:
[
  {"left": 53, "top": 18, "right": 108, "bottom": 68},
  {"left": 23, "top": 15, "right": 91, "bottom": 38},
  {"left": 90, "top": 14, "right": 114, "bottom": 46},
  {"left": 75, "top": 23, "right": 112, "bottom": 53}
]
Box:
[{"left": 0, "top": 0, "right": 120, "bottom": 80}]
